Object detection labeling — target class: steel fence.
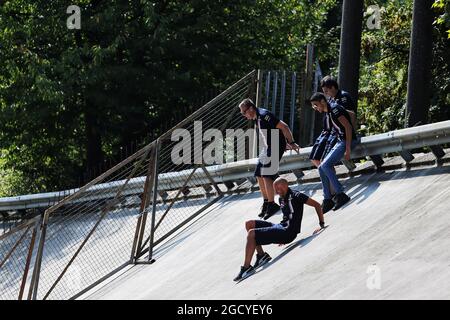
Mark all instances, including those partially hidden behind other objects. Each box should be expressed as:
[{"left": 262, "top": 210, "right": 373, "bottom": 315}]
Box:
[
  {"left": 133, "top": 70, "right": 260, "bottom": 261},
  {"left": 16, "top": 70, "right": 262, "bottom": 300},
  {"left": 0, "top": 66, "right": 362, "bottom": 300},
  {"left": 0, "top": 217, "right": 40, "bottom": 300}
]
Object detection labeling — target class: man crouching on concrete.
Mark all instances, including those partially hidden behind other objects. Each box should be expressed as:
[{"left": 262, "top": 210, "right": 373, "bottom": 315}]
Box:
[{"left": 233, "top": 178, "right": 326, "bottom": 281}]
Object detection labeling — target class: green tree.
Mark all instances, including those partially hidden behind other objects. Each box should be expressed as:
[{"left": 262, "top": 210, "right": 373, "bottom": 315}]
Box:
[{"left": 0, "top": 0, "right": 336, "bottom": 196}]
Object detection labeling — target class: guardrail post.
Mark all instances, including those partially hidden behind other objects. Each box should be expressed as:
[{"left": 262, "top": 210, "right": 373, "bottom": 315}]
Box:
[
  {"left": 342, "top": 159, "right": 357, "bottom": 172},
  {"left": 430, "top": 145, "right": 445, "bottom": 159},
  {"left": 399, "top": 150, "right": 415, "bottom": 163},
  {"left": 369, "top": 155, "right": 385, "bottom": 169},
  {"left": 292, "top": 169, "right": 305, "bottom": 183}
]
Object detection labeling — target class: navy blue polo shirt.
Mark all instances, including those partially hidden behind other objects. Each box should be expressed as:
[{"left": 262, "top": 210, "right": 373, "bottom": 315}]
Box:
[
  {"left": 334, "top": 90, "right": 356, "bottom": 113},
  {"left": 320, "top": 113, "right": 332, "bottom": 135},
  {"left": 278, "top": 188, "right": 309, "bottom": 234},
  {"left": 256, "top": 108, "right": 286, "bottom": 150},
  {"left": 328, "top": 101, "right": 357, "bottom": 141}
]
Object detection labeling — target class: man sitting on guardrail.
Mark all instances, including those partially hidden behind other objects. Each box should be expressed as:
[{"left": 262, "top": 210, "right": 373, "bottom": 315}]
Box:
[
  {"left": 239, "top": 98, "right": 300, "bottom": 220},
  {"left": 309, "top": 76, "right": 357, "bottom": 168},
  {"left": 310, "top": 92, "right": 358, "bottom": 213},
  {"left": 233, "top": 178, "right": 326, "bottom": 282}
]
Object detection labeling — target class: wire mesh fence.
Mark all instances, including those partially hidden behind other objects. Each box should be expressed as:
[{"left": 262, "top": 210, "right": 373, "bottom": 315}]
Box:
[
  {"left": 24, "top": 70, "right": 259, "bottom": 300},
  {"left": 31, "top": 144, "right": 156, "bottom": 300},
  {"left": 134, "top": 70, "right": 259, "bottom": 260},
  {"left": 0, "top": 68, "right": 311, "bottom": 300},
  {"left": 0, "top": 217, "right": 39, "bottom": 300}
]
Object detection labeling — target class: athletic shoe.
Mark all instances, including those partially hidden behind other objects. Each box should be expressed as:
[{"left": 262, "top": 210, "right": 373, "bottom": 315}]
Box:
[
  {"left": 322, "top": 199, "right": 335, "bottom": 214},
  {"left": 258, "top": 201, "right": 269, "bottom": 218},
  {"left": 263, "top": 202, "right": 280, "bottom": 220},
  {"left": 233, "top": 265, "right": 255, "bottom": 282},
  {"left": 254, "top": 252, "right": 272, "bottom": 268},
  {"left": 333, "top": 193, "right": 351, "bottom": 210}
]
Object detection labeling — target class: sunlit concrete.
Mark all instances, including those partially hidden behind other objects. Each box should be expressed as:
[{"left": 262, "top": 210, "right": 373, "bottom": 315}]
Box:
[{"left": 84, "top": 164, "right": 450, "bottom": 300}]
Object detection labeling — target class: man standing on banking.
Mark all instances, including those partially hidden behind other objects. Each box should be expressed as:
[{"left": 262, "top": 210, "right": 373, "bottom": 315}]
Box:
[{"left": 239, "top": 98, "right": 300, "bottom": 220}]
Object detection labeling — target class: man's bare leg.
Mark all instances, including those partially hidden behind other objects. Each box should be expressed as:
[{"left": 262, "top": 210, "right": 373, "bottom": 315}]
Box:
[
  {"left": 256, "top": 177, "right": 268, "bottom": 200},
  {"left": 244, "top": 230, "right": 262, "bottom": 268},
  {"left": 262, "top": 177, "right": 275, "bottom": 202},
  {"left": 311, "top": 159, "right": 321, "bottom": 168},
  {"left": 245, "top": 221, "right": 264, "bottom": 256}
]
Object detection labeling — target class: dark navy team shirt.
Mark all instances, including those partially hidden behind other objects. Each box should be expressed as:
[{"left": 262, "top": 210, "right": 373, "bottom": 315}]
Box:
[
  {"left": 256, "top": 108, "right": 286, "bottom": 150},
  {"left": 320, "top": 113, "right": 332, "bottom": 136},
  {"left": 328, "top": 101, "right": 357, "bottom": 141},
  {"left": 333, "top": 90, "right": 356, "bottom": 113},
  {"left": 320, "top": 90, "right": 355, "bottom": 137},
  {"left": 278, "top": 188, "right": 309, "bottom": 234}
]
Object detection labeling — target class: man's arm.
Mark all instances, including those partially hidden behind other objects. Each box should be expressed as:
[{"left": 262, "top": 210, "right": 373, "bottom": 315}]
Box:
[
  {"left": 337, "top": 115, "right": 353, "bottom": 161},
  {"left": 305, "top": 197, "right": 325, "bottom": 230},
  {"left": 346, "top": 110, "right": 357, "bottom": 129},
  {"left": 276, "top": 120, "right": 300, "bottom": 153}
]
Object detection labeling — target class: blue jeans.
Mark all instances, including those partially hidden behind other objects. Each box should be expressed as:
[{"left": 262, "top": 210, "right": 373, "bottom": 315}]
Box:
[{"left": 318, "top": 139, "right": 358, "bottom": 200}]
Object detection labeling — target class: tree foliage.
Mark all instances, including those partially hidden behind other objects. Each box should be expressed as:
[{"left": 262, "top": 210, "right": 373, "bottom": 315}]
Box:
[
  {"left": 0, "top": 0, "right": 335, "bottom": 196},
  {"left": 357, "top": 0, "right": 449, "bottom": 135},
  {"left": 0, "top": 0, "right": 448, "bottom": 197}
]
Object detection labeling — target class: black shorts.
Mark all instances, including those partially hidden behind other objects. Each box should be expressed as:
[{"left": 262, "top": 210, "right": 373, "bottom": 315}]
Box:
[
  {"left": 254, "top": 141, "right": 286, "bottom": 180},
  {"left": 254, "top": 220, "right": 297, "bottom": 246},
  {"left": 309, "top": 132, "right": 330, "bottom": 161}
]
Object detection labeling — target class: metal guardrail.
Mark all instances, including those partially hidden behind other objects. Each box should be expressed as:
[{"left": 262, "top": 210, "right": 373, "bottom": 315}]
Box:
[{"left": 1, "top": 120, "right": 449, "bottom": 213}]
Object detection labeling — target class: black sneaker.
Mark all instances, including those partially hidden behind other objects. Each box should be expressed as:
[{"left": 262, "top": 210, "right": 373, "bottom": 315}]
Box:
[
  {"left": 254, "top": 252, "right": 272, "bottom": 268},
  {"left": 263, "top": 202, "right": 280, "bottom": 220},
  {"left": 233, "top": 265, "right": 255, "bottom": 282},
  {"left": 333, "top": 193, "right": 351, "bottom": 211},
  {"left": 258, "top": 201, "right": 269, "bottom": 218},
  {"left": 322, "top": 199, "right": 335, "bottom": 214}
]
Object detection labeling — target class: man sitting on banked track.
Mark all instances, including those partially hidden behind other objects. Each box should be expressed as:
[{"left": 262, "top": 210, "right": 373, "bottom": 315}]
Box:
[{"left": 234, "top": 178, "right": 327, "bottom": 282}]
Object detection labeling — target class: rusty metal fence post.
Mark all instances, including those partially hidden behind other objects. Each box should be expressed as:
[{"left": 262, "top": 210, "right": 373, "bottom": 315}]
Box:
[{"left": 0, "top": 215, "right": 41, "bottom": 300}]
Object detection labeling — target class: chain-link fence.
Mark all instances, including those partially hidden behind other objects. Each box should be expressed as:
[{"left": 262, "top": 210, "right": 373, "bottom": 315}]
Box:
[
  {"left": 29, "top": 143, "right": 160, "bottom": 300},
  {"left": 1, "top": 68, "right": 311, "bottom": 300},
  {"left": 23, "top": 70, "right": 259, "bottom": 300},
  {"left": 0, "top": 217, "right": 39, "bottom": 300},
  {"left": 134, "top": 70, "right": 259, "bottom": 260}
]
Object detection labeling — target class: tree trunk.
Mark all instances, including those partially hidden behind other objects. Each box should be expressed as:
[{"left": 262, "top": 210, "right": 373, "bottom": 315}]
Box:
[
  {"left": 338, "top": 0, "right": 364, "bottom": 113},
  {"left": 405, "top": 0, "right": 434, "bottom": 127},
  {"left": 84, "top": 105, "right": 103, "bottom": 171}
]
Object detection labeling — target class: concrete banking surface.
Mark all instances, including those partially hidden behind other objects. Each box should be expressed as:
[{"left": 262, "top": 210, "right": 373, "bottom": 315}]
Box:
[{"left": 84, "top": 164, "right": 450, "bottom": 300}]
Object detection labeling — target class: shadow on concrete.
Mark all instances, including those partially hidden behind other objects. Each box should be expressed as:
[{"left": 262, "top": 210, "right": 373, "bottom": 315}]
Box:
[
  {"left": 256, "top": 227, "right": 328, "bottom": 273},
  {"left": 151, "top": 166, "right": 450, "bottom": 263}
]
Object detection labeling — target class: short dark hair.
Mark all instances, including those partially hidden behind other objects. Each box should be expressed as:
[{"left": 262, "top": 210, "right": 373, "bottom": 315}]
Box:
[
  {"left": 310, "top": 92, "right": 327, "bottom": 103},
  {"left": 239, "top": 98, "right": 256, "bottom": 109},
  {"left": 320, "top": 75, "right": 339, "bottom": 90}
]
